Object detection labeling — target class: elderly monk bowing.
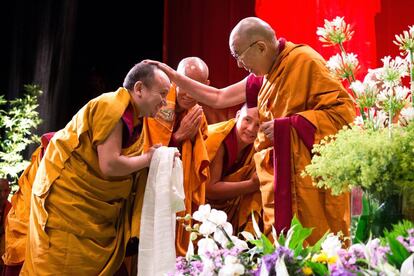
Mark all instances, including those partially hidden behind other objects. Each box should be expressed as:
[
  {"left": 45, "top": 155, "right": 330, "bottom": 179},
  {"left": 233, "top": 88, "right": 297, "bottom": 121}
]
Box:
[
  {"left": 206, "top": 104, "right": 262, "bottom": 234},
  {"left": 143, "top": 57, "right": 210, "bottom": 256},
  {"left": 22, "top": 62, "right": 170, "bottom": 275},
  {"left": 149, "top": 16, "right": 355, "bottom": 244}
]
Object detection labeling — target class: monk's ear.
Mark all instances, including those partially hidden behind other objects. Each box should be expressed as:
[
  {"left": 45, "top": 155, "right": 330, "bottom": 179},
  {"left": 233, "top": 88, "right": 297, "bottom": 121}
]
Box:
[
  {"left": 134, "top": 81, "right": 143, "bottom": 97},
  {"left": 206, "top": 79, "right": 211, "bottom": 86}
]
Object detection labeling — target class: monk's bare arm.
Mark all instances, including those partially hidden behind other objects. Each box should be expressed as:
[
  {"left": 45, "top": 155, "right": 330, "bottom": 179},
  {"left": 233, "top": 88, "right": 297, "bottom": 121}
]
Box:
[
  {"left": 206, "top": 145, "right": 258, "bottom": 200},
  {"left": 97, "top": 121, "right": 153, "bottom": 177},
  {"left": 148, "top": 60, "right": 247, "bottom": 108}
]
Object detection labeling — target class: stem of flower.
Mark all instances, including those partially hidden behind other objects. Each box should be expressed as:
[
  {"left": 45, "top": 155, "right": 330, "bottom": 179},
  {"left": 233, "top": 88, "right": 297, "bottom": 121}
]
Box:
[
  {"left": 339, "top": 43, "right": 356, "bottom": 82},
  {"left": 410, "top": 50, "right": 414, "bottom": 107}
]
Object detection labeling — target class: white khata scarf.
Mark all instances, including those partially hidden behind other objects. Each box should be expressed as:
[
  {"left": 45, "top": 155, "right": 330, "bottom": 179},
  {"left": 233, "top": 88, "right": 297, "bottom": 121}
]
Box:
[{"left": 138, "top": 146, "right": 185, "bottom": 276}]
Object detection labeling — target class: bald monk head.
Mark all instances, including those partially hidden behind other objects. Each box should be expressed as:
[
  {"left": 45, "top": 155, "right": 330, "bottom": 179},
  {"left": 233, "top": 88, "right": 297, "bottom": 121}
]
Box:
[
  {"left": 229, "top": 17, "right": 279, "bottom": 76},
  {"left": 235, "top": 105, "right": 260, "bottom": 147},
  {"left": 176, "top": 57, "right": 210, "bottom": 110}
]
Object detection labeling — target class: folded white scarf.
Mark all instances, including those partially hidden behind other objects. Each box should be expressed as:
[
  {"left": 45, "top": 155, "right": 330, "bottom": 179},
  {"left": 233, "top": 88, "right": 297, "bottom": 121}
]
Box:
[{"left": 138, "top": 147, "right": 185, "bottom": 276}]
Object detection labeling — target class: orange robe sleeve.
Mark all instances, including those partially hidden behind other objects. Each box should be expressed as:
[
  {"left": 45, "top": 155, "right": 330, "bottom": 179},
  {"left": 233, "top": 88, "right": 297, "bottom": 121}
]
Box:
[
  {"left": 205, "top": 119, "right": 262, "bottom": 234},
  {"left": 255, "top": 41, "right": 355, "bottom": 244}
]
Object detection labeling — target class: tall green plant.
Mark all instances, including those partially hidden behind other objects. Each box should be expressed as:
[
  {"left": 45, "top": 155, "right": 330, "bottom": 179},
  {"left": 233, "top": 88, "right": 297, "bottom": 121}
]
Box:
[{"left": 0, "top": 84, "right": 42, "bottom": 190}]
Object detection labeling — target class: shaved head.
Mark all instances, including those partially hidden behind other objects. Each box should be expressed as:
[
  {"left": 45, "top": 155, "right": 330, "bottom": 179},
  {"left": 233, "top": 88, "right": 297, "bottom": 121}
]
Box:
[
  {"left": 177, "top": 57, "right": 209, "bottom": 84},
  {"left": 230, "top": 17, "right": 276, "bottom": 48}
]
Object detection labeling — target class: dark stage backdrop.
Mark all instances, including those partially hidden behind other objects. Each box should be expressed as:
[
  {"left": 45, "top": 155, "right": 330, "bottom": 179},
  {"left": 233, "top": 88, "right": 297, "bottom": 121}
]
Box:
[{"left": 1, "top": 0, "right": 164, "bottom": 135}]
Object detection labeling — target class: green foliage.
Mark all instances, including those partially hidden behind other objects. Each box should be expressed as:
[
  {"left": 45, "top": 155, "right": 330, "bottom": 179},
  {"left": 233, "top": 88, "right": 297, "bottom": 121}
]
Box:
[
  {"left": 0, "top": 84, "right": 42, "bottom": 189},
  {"left": 382, "top": 220, "right": 413, "bottom": 268},
  {"left": 303, "top": 123, "right": 414, "bottom": 203}
]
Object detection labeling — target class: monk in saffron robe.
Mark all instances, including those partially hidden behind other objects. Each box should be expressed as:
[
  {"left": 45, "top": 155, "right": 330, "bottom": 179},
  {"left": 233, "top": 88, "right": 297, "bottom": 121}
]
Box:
[
  {"left": 21, "top": 62, "right": 170, "bottom": 275},
  {"left": 206, "top": 105, "right": 261, "bottom": 234},
  {"left": 2, "top": 133, "right": 54, "bottom": 276},
  {"left": 0, "top": 179, "right": 11, "bottom": 273},
  {"left": 143, "top": 57, "right": 210, "bottom": 256},
  {"left": 148, "top": 16, "right": 355, "bottom": 244}
]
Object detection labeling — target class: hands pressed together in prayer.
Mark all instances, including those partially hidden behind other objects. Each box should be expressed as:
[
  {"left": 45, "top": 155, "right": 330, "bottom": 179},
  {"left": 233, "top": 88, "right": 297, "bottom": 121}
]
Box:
[
  {"left": 173, "top": 105, "right": 203, "bottom": 143},
  {"left": 260, "top": 120, "right": 274, "bottom": 143}
]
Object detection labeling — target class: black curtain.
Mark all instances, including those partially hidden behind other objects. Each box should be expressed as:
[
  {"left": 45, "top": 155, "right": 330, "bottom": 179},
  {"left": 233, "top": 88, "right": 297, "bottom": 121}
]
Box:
[{"left": 1, "top": 1, "right": 164, "bottom": 137}]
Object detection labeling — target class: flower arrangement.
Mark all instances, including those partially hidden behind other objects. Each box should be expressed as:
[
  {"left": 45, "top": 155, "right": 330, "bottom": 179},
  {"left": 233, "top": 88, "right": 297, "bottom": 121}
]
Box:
[
  {"left": 171, "top": 204, "right": 414, "bottom": 275},
  {"left": 304, "top": 17, "right": 414, "bottom": 241},
  {"left": 318, "top": 16, "right": 414, "bottom": 129},
  {"left": 0, "top": 84, "right": 42, "bottom": 190}
]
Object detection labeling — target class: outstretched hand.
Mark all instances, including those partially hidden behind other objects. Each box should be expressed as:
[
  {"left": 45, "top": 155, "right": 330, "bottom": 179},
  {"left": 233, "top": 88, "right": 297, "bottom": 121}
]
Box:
[{"left": 144, "top": 59, "right": 177, "bottom": 81}]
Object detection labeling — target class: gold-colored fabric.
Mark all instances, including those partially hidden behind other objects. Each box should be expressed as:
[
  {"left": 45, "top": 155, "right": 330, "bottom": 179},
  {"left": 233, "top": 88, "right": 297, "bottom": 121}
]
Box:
[
  {"left": 22, "top": 87, "right": 146, "bottom": 275},
  {"left": 255, "top": 42, "right": 355, "bottom": 244},
  {"left": 0, "top": 201, "right": 12, "bottom": 267},
  {"left": 3, "top": 147, "right": 42, "bottom": 266},
  {"left": 205, "top": 119, "right": 261, "bottom": 234}
]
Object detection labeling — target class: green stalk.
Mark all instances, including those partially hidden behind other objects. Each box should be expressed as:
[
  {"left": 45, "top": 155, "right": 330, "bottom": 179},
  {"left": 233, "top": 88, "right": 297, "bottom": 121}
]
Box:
[{"left": 410, "top": 50, "right": 414, "bottom": 107}]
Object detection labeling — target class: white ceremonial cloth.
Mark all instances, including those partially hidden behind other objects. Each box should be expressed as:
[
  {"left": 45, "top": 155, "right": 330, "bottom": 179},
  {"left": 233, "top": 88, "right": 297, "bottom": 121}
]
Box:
[{"left": 138, "top": 146, "right": 185, "bottom": 276}]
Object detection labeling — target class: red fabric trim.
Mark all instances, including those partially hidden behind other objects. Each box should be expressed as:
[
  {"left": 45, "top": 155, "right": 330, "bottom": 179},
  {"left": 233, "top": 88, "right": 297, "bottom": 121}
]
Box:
[
  {"left": 121, "top": 104, "right": 141, "bottom": 148},
  {"left": 273, "top": 114, "right": 315, "bottom": 233},
  {"left": 246, "top": 74, "right": 263, "bottom": 108},
  {"left": 40, "top": 132, "right": 55, "bottom": 158},
  {"left": 273, "top": 117, "right": 292, "bottom": 234},
  {"left": 222, "top": 125, "right": 238, "bottom": 175}
]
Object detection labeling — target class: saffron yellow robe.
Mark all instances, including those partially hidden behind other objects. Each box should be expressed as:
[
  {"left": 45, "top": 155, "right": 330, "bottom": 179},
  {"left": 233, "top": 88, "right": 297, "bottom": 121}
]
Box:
[
  {"left": 22, "top": 87, "right": 145, "bottom": 275},
  {"left": 255, "top": 42, "right": 355, "bottom": 244},
  {"left": 142, "top": 85, "right": 210, "bottom": 256},
  {"left": 3, "top": 146, "right": 42, "bottom": 266},
  {"left": 205, "top": 119, "right": 261, "bottom": 234}
]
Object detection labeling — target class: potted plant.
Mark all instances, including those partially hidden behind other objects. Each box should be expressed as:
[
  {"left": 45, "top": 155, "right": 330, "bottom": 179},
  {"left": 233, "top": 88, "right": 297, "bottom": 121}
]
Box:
[{"left": 0, "top": 84, "right": 42, "bottom": 192}]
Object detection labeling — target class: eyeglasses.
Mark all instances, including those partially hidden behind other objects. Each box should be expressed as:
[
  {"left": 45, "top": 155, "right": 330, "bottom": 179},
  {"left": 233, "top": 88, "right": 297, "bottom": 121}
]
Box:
[{"left": 231, "top": 40, "right": 260, "bottom": 62}]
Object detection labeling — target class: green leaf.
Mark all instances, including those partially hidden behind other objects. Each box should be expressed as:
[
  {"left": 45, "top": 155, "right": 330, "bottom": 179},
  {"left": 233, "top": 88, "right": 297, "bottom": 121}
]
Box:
[
  {"left": 386, "top": 237, "right": 410, "bottom": 268},
  {"left": 261, "top": 234, "right": 275, "bottom": 255},
  {"left": 306, "top": 261, "right": 329, "bottom": 276}
]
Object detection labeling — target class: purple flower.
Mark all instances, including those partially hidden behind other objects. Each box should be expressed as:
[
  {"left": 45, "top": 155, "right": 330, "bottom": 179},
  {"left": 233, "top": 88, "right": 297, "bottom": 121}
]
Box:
[{"left": 329, "top": 263, "right": 358, "bottom": 276}]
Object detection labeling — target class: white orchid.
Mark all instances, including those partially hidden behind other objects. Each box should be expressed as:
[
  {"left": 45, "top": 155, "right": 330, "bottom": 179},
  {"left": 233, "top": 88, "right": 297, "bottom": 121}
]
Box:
[
  {"left": 321, "top": 233, "right": 342, "bottom": 258},
  {"left": 193, "top": 204, "right": 212, "bottom": 222},
  {"left": 213, "top": 222, "right": 233, "bottom": 247},
  {"left": 197, "top": 237, "right": 218, "bottom": 257},
  {"left": 218, "top": 255, "right": 245, "bottom": 276},
  {"left": 400, "top": 253, "right": 414, "bottom": 276}
]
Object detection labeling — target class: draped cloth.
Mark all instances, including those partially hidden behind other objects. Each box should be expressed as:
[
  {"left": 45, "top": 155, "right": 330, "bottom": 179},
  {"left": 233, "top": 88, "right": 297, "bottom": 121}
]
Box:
[
  {"left": 254, "top": 41, "right": 355, "bottom": 244},
  {"left": 142, "top": 85, "right": 209, "bottom": 256},
  {"left": 205, "top": 119, "right": 261, "bottom": 234},
  {"left": 137, "top": 147, "right": 184, "bottom": 276},
  {"left": 22, "top": 88, "right": 146, "bottom": 275},
  {"left": 3, "top": 133, "right": 54, "bottom": 267}
]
